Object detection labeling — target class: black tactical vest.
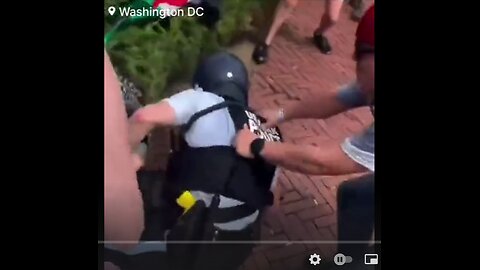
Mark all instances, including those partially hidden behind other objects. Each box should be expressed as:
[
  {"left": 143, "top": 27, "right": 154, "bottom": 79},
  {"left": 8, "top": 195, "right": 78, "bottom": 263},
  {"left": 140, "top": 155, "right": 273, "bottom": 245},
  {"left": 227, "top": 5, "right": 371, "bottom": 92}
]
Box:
[{"left": 165, "top": 100, "right": 283, "bottom": 209}]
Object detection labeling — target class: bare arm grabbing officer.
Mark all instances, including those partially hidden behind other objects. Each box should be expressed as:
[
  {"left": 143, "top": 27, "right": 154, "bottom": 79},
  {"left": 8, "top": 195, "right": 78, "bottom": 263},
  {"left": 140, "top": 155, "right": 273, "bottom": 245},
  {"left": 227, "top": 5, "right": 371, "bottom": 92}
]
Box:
[
  {"left": 104, "top": 50, "right": 144, "bottom": 245},
  {"left": 238, "top": 6, "right": 376, "bottom": 262},
  {"left": 104, "top": 50, "right": 145, "bottom": 269},
  {"left": 237, "top": 5, "right": 375, "bottom": 176}
]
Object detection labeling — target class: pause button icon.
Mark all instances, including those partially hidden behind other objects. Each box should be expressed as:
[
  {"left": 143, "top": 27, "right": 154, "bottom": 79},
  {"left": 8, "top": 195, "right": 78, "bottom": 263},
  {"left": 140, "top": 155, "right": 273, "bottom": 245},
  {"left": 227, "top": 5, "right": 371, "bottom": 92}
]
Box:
[{"left": 334, "top": 253, "right": 353, "bottom": 266}]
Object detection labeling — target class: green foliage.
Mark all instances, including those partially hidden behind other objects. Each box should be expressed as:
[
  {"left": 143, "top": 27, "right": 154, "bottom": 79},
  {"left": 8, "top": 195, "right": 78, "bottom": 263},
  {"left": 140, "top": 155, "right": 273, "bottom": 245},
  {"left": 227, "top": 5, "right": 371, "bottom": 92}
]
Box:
[
  {"left": 105, "top": 0, "right": 263, "bottom": 103},
  {"left": 104, "top": 0, "right": 131, "bottom": 33},
  {"left": 109, "top": 25, "right": 172, "bottom": 102},
  {"left": 217, "top": 0, "right": 260, "bottom": 45}
]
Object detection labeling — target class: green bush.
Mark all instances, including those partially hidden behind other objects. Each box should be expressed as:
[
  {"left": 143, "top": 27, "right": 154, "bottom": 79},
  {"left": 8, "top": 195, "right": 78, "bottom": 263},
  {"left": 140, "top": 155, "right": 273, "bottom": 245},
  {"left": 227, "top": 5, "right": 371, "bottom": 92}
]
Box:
[
  {"left": 216, "top": 0, "right": 259, "bottom": 45},
  {"left": 104, "top": 0, "right": 132, "bottom": 33},
  {"left": 105, "top": 0, "right": 262, "bottom": 103}
]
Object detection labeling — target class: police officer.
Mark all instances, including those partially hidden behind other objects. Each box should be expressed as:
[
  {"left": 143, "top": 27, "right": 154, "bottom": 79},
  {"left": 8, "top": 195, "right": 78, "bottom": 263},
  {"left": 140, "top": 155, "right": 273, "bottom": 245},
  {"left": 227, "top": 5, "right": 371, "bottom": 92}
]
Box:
[{"left": 105, "top": 52, "right": 283, "bottom": 270}]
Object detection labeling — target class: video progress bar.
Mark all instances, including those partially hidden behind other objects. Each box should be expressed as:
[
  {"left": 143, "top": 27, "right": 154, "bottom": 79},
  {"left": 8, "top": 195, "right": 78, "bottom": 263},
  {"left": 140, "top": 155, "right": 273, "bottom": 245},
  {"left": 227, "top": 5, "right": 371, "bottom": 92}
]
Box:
[{"left": 99, "top": 240, "right": 381, "bottom": 244}]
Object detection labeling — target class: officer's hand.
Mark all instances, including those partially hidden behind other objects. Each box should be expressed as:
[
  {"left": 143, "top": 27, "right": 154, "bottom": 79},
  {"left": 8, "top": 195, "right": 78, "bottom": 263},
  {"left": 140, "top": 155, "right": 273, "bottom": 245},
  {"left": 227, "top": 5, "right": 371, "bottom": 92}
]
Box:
[
  {"left": 257, "top": 108, "right": 284, "bottom": 129},
  {"left": 235, "top": 124, "right": 259, "bottom": 159}
]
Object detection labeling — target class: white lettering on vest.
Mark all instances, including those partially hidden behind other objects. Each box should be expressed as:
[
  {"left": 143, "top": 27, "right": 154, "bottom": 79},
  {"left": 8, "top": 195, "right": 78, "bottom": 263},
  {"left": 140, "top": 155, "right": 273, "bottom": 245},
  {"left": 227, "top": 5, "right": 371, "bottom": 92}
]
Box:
[{"left": 245, "top": 111, "right": 282, "bottom": 142}]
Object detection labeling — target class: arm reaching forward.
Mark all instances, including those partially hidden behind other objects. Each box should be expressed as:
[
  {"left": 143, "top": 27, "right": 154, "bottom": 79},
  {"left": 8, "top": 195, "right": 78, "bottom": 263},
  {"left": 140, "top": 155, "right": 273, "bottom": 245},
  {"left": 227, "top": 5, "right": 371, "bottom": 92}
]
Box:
[
  {"left": 127, "top": 89, "right": 201, "bottom": 150},
  {"left": 235, "top": 124, "right": 372, "bottom": 175},
  {"left": 104, "top": 50, "right": 144, "bottom": 250}
]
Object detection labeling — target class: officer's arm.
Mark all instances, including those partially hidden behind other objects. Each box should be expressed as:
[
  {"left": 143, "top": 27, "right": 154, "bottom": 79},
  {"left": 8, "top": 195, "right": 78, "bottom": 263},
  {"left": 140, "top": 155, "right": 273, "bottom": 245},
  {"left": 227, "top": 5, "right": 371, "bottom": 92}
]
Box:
[
  {"left": 260, "top": 140, "right": 368, "bottom": 175},
  {"left": 127, "top": 101, "right": 177, "bottom": 149},
  {"left": 128, "top": 90, "right": 199, "bottom": 149},
  {"left": 282, "top": 83, "right": 368, "bottom": 121}
]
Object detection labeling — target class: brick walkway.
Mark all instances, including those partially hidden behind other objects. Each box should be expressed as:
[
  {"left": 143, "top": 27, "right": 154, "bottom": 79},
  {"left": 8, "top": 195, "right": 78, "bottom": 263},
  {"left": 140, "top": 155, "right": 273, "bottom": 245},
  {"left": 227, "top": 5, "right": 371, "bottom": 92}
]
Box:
[{"left": 242, "top": 1, "right": 373, "bottom": 269}]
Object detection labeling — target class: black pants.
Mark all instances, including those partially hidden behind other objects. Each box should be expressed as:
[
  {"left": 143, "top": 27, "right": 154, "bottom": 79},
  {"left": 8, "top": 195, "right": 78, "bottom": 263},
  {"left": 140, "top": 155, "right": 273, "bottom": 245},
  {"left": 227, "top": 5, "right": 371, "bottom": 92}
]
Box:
[
  {"left": 105, "top": 170, "right": 259, "bottom": 270},
  {"left": 337, "top": 174, "right": 375, "bottom": 259}
]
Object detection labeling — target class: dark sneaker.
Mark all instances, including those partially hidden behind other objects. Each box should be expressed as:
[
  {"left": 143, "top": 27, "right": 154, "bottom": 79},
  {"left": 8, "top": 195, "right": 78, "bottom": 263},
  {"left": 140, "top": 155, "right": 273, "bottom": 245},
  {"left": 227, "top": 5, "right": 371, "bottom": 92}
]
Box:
[
  {"left": 252, "top": 42, "right": 269, "bottom": 64},
  {"left": 351, "top": 9, "right": 364, "bottom": 22},
  {"left": 348, "top": 0, "right": 363, "bottom": 10},
  {"left": 313, "top": 33, "right": 332, "bottom": 54},
  {"left": 350, "top": 0, "right": 365, "bottom": 22}
]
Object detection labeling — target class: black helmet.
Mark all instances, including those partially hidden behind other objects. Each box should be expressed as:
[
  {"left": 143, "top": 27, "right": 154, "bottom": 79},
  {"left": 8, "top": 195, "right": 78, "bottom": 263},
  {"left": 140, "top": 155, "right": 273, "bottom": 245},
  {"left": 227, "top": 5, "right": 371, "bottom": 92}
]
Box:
[{"left": 193, "top": 52, "right": 249, "bottom": 105}]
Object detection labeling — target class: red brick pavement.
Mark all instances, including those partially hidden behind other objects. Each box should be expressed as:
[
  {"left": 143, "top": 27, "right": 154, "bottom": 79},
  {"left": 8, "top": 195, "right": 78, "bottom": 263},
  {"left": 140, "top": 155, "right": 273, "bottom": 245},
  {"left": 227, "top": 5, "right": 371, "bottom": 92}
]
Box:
[{"left": 243, "top": 1, "right": 374, "bottom": 269}]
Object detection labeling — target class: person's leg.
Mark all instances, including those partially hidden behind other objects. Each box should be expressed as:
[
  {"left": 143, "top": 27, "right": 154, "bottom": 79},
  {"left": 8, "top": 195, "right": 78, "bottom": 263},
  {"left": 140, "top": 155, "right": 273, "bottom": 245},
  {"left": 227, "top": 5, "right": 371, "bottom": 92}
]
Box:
[
  {"left": 252, "top": 0, "right": 299, "bottom": 64},
  {"left": 137, "top": 170, "right": 184, "bottom": 241},
  {"left": 336, "top": 174, "right": 375, "bottom": 260},
  {"left": 265, "top": 0, "right": 299, "bottom": 46},
  {"left": 313, "top": 0, "right": 344, "bottom": 54},
  {"left": 350, "top": 0, "right": 365, "bottom": 22}
]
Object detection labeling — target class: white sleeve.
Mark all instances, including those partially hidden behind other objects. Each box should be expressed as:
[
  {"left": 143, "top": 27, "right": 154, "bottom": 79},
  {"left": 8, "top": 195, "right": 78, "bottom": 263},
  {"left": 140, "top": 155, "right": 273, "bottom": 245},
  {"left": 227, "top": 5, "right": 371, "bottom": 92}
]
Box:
[
  {"left": 164, "top": 89, "right": 201, "bottom": 125},
  {"left": 341, "top": 124, "right": 375, "bottom": 172}
]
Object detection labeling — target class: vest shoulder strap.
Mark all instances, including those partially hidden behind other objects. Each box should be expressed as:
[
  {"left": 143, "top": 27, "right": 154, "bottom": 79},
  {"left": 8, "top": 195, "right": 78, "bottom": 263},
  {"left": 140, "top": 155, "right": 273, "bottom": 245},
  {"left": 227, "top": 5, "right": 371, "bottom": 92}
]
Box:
[{"left": 180, "top": 100, "right": 248, "bottom": 134}]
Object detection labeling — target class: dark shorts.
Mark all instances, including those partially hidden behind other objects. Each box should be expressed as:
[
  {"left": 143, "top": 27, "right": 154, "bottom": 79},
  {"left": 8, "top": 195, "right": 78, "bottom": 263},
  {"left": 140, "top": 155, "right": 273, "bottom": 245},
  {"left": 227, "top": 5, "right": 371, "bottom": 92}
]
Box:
[{"left": 337, "top": 173, "right": 375, "bottom": 258}]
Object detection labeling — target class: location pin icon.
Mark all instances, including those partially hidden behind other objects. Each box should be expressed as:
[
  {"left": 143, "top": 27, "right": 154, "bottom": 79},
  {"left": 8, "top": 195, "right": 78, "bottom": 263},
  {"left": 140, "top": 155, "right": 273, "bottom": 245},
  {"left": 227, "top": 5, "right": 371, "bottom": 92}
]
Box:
[{"left": 108, "top": 6, "right": 116, "bottom": 16}]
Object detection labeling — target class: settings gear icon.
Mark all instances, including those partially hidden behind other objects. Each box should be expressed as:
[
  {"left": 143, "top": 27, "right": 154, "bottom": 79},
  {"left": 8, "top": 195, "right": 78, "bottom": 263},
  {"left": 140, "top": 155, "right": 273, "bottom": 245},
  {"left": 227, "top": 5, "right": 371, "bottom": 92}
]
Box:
[{"left": 309, "top": 253, "right": 321, "bottom": 265}]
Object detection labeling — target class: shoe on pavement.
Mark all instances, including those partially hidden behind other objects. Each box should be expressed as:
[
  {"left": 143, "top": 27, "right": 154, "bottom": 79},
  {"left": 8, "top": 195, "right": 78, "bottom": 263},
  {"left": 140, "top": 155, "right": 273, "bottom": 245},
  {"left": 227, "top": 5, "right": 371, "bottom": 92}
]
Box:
[
  {"left": 313, "top": 33, "right": 332, "bottom": 55},
  {"left": 350, "top": 0, "right": 365, "bottom": 22},
  {"left": 252, "top": 42, "right": 269, "bottom": 64},
  {"left": 348, "top": 0, "right": 362, "bottom": 10}
]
